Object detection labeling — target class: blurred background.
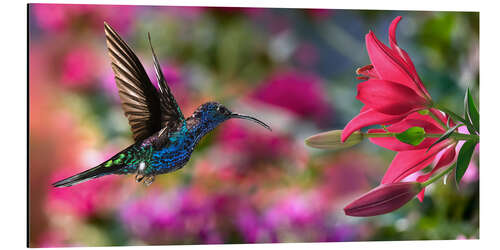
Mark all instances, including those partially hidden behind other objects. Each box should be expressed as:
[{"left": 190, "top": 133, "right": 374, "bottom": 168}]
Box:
[{"left": 28, "top": 4, "right": 479, "bottom": 247}]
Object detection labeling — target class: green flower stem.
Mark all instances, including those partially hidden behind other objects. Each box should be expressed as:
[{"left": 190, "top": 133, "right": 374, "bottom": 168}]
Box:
[
  {"left": 422, "top": 163, "right": 456, "bottom": 187},
  {"left": 427, "top": 109, "right": 448, "bottom": 130},
  {"left": 364, "top": 132, "right": 478, "bottom": 141}
]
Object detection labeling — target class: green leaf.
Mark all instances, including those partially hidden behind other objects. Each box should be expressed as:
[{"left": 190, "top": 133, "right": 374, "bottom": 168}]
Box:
[
  {"left": 446, "top": 115, "right": 452, "bottom": 128},
  {"left": 444, "top": 109, "right": 467, "bottom": 124},
  {"left": 395, "top": 127, "right": 426, "bottom": 146},
  {"left": 418, "top": 109, "right": 429, "bottom": 115},
  {"left": 426, "top": 123, "right": 464, "bottom": 152},
  {"left": 465, "top": 89, "right": 480, "bottom": 134},
  {"left": 455, "top": 140, "right": 478, "bottom": 185}
]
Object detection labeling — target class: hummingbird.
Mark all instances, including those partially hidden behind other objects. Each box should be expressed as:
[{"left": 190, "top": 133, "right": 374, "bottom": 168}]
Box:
[{"left": 52, "top": 22, "right": 271, "bottom": 187}]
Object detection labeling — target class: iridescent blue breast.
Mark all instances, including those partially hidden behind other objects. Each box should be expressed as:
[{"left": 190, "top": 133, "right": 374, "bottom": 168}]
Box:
[{"left": 149, "top": 126, "right": 196, "bottom": 175}]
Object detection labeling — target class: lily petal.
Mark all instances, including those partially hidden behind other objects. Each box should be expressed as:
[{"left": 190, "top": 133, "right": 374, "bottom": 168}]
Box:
[
  {"left": 416, "top": 145, "right": 457, "bottom": 201},
  {"left": 381, "top": 141, "right": 451, "bottom": 184},
  {"left": 388, "top": 16, "right": 430, "bottom": 99},
  {"left": 341, "top": 108, "right": 404, "bottom": 142},
  {"left": 366, "top": 31, "right": 425, "bottom": 97},
  {"left": 357, "top": 79, "right": 429, "bottom": 115}
]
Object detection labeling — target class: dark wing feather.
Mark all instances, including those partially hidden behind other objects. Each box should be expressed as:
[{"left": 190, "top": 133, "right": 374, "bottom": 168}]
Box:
[
  {"left": 147, "top": 33, "right": 185, "bottom": 128},
  {"left": 104, "top": 22, "right": 184, "bottom": 141}
]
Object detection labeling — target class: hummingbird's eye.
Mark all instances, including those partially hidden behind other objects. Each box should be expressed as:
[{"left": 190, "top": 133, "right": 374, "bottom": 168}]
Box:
[{"left": 217, "top": 106, "right": 226, "bottom": 114}]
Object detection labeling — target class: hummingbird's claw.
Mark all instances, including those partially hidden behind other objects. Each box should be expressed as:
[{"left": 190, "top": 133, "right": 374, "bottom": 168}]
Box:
[
  {"left": 143, "top": 176, "right": 155, "bottom": 186},
  {"left": 135, "top": 174, "right": 145, "bottom": 183}
]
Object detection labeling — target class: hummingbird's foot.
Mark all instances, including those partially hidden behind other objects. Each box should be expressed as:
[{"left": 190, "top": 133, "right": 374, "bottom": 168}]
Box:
[
  {"left": 135, "top": 173, "right": 145, "bottom": 183},
  {"left": 143, "top": 176, "right": 155, "bottom": 186}
]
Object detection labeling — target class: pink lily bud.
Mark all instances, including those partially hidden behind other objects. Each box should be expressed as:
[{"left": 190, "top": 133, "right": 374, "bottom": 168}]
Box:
[{"left": 344, "top": 182, "right": 422, "bottom": 217}]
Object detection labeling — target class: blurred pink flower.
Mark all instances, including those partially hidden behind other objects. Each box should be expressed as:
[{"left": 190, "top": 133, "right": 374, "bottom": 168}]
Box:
[
  {"left": 216, "top": 120, "right": 307, "bottom": 179},
  {"left": 320, "top": 153, "right": 373, "bottom": 200},
  {"left": 461, "top": 161, "right": 479, "bottom": 183},
  {"left": 37, "top": 231, "right": 68, "bottom": 248},
  {"left": 32, "top": 4, "right": 70, "bottom": 32},
  {"left": 218, "top": 120, "right": 293, "bottom": 160},
  {"left": 306, "top": 9, "right": 334, "bottom": 20},
  {"left": 47, "top": 168, "right": 122, "bottom": 218},
  {"left": 61, "top": 46, "right": 100, "bottom": 89},
  {"left": 252, "top": 71, "right": 333, "bottom": 125},
  {"left": 32, "top": 4, "right": 135, "bottom": 34}
]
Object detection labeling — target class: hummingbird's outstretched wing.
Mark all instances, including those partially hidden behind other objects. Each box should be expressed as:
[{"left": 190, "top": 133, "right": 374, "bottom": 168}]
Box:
[
  {"left": 147, "top": 33, "right": 185, "bottom": 130},
  {"left": 104, "top": 22, "right": 185, "bottom": 142}
]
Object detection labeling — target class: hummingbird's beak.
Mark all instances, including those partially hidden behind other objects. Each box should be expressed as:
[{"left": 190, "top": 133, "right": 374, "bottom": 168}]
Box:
[{"left": 230, "top": 113, "right": 272, "bottom": 131}]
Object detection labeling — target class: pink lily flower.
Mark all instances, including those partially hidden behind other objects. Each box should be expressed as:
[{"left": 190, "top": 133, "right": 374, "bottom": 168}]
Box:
[
  {"left": 413, "top": 126, "right": 478, "bottom": 201},
  {"left": 374, "top": 110, "right": 458, "bottom": 201},
  {"left": 367, "top": 109, "right": 452, "bottom": 151},
  {"left": 342, "top": 16, "right": 432, "bottom": 142}
]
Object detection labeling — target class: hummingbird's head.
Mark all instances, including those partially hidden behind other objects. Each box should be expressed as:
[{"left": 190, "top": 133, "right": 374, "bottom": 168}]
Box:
[{"left": 191, "top": 102, "right": 271, "bottom": 131}]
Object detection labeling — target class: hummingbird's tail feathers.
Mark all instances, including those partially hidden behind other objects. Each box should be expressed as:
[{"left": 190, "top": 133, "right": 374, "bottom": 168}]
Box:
[{"left": 52, "top": 162, "right": 122, "bottom": 188}]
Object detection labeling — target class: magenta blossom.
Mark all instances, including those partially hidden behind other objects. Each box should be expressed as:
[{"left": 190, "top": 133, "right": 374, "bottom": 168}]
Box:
[
  {"left": 47, "top": 168, "right": 121, "bottom": 217},
  {"left": 32, "top": 4, "right": 135, "bottom": 34},
  {"left": 253, "top": 71, "right": 333, "bottom": 125},
  {"left": 61, "top": 46, "right": 100, "bottom": 89},
  {"left": 372, "top": 111, "right": 478, "bottom": 202},
  {"left": 342, "top": 16, "right": 432, "bottom": 142},
  {"left": 368, "top": 109, "right": 452, "bottom": 151}
]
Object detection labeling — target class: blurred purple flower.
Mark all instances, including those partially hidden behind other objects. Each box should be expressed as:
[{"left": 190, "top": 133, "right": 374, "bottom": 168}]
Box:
[
  {"left": 326, "top": 224, "right": 357, "bottom": 242},
  {"left": 236, "top": 207, "right": 277, "bottom": 243},
  {"left": 294, "top": 42, "right": 320, "bottom": 67},
  {"left": 252, "top": 71, "right": 333, "bottom": 125},
  {"left": 119, "top": 188, "right": 224, "bottom": 244}
]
